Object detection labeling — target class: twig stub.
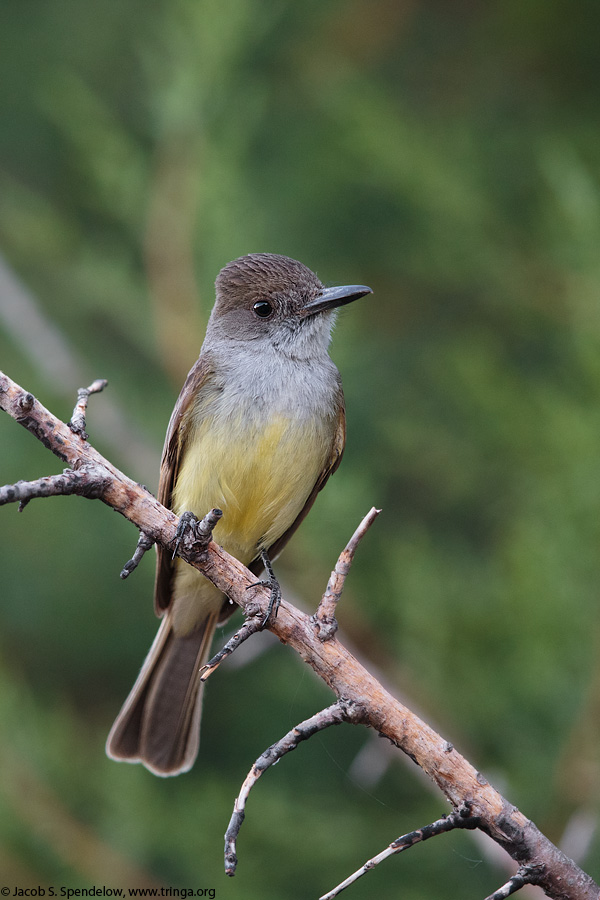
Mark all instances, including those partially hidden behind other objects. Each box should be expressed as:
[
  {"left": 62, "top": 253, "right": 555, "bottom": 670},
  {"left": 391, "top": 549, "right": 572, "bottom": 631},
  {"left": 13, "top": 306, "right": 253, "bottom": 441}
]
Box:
[
  {"left": 483, "top": 864, "right": 545, "bottom": 900},
  {"left": 18, "top": 392, "right": 34, "bottom": 413},
  {"left": 68, "top": 378, "right": 108, "bottom": 439}
]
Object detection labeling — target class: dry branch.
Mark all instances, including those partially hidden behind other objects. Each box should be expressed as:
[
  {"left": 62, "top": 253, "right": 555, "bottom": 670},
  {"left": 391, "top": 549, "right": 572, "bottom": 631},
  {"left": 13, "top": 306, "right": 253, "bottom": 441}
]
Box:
[
  {"left": 0, "top": 369, "right": 598, "bottom": 900},
  {"left": 320, "top": 805, "right": 478, "bottom": 899},
  {"left": 120, "top": 531, "right": 155, "bottom": 579},
  {"left": 314, "top": 507, "right": 380, "bottom": 640},
  {"left": 200, "top": 614, "right": 265, "bottom": 681},
  {"left": 224, "top": 701, "right": 360, "bottom": 877}
]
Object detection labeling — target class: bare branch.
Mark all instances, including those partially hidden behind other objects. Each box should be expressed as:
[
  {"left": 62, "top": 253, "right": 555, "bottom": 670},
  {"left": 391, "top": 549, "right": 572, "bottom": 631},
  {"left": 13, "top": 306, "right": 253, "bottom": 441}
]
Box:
[
  {"left": 320, "top": 804, "right": 477, "bottom": 899},
  {"left": 1, "top": 370, "right": 599, "bottom": 900},
  {"left": 225, "top": 701, "right": 361, "bottom": 877},
  {"left": 314, "top": 506, "right": 380, "bottom": 641},
  {"left": 0, "top": 471, "right": 83, "bottom": 509},
  {"left": 120, "top": 531, "right": 155, "bottom": 579},
  {"left": 0, "top": 466, "right": 109, "bottom": 511},
  {"left": 200, "top": 614, "right": 265, "bottom": 682}
]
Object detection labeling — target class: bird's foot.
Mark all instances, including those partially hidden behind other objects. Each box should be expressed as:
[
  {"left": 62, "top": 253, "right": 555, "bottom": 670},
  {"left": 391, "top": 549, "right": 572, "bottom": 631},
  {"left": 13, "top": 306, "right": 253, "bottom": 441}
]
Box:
[
  {"left": 246, "top": 549, "right": 282, "bottom": 629},
  {"left": 172, "top": 508, "right": 223, "bottom": 560}
]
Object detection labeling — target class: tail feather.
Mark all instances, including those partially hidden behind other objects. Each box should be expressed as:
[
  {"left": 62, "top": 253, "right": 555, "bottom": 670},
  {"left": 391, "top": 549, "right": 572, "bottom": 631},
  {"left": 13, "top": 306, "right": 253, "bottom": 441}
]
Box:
[{"left": 106, "top": 611, "right": 218, "bottom": 776}]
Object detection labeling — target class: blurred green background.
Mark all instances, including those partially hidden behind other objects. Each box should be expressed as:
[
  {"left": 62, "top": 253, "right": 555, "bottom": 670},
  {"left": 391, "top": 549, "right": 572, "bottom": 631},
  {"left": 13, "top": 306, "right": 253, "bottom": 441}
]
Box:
[{"left": 1, "top": 0, "right": 600, "bottom": 897}]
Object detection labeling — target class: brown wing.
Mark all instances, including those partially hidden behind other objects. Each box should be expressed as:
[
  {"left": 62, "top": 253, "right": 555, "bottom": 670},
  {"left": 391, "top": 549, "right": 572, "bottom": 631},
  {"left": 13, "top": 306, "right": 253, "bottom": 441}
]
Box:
[
  {"left": 154, "top": 354, "right": 215, "bottom": 614},
  {"left": 250, "top": 385, "right": 346, "bottom": 576}
]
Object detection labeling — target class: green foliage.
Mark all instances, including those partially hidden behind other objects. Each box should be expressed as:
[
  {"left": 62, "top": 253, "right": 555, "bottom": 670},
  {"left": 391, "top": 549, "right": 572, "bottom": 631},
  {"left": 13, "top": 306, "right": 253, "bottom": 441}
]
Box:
[{"left": 1, "top": 1, "right": 600, "bottom": 895}]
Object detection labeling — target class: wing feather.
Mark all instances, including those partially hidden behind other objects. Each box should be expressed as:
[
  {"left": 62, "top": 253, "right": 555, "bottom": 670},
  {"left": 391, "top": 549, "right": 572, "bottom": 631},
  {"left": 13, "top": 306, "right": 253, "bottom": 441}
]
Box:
[{"left": 154, "top": 356, "right": 215, "bottom": 614}]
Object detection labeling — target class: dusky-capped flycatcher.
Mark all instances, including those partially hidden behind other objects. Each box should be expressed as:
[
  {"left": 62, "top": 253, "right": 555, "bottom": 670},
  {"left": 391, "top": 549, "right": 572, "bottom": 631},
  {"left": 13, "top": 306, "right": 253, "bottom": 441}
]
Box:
[{"left": 106, "top": 253, "right": 372, "bottom": 775}]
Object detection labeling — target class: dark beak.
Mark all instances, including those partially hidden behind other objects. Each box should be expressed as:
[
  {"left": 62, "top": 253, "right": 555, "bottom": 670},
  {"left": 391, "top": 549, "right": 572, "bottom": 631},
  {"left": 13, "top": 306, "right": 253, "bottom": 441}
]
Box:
[{"left": 302, "top": 283, "right": 373, "bottom": 316}]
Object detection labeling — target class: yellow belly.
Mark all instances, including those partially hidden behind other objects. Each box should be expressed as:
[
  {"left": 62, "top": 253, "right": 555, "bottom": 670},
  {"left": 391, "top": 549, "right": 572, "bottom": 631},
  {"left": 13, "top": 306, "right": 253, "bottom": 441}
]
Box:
[{"left": 169, "top": 411, "right": 332, "bottom": 633}]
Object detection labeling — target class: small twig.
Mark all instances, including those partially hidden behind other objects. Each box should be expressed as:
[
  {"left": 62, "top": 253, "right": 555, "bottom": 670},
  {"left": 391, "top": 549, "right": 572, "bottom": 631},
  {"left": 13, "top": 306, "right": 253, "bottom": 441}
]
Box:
[
  {"left": 320, "top": 804, "right": 477, "bottom": 899},
  {"left": 120, "top": 531, "right": 155, "bottom": 579},
  {"left": 0, "top": 466, "right": 107, "bottom": 510},
  {"left": 200, "top": 614, "right": 265, "bottom": 682},
  {"left": 314, "top": 506, "right": 380, "bottom": 641},
  {"left": 225, "top": 701, "right": 361, "bottom": 877},
  {"left": 483, "top": 865, "right": 545, "bottom": 900},
  {"left": 68, "top": 379, "right": 108, "bottom": 440},
  {"left": 0, "top": 472, "right": 80, "bottom": 508}
]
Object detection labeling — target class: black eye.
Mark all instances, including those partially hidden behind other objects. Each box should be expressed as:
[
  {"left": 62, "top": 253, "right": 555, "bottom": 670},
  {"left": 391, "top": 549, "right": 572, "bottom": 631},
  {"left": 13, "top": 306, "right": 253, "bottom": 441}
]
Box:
[{"left": 253, "top": 300, "right": 273, "bottom": 319}]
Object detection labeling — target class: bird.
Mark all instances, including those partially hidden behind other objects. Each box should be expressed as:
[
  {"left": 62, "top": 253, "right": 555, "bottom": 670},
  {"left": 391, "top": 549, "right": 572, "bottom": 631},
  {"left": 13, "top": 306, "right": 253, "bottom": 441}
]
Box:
[{"left": 106, "top": 252, "right": 372, "bottom": 776}]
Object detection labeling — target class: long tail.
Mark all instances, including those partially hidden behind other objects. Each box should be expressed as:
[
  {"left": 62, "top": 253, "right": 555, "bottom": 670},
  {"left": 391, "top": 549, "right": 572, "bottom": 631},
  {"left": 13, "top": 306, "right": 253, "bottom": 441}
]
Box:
[{"left": 106, "top": 610, "right": 218, "bottom": 776}]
